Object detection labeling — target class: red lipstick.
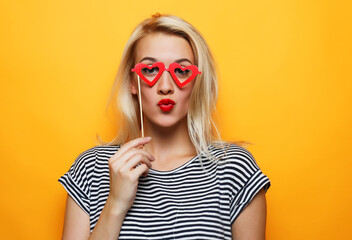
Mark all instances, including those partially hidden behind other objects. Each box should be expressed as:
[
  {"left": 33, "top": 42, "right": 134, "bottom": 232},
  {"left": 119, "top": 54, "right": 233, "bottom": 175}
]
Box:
[{"left": 158, "top": 99, "right": 175, "bottom": 112}]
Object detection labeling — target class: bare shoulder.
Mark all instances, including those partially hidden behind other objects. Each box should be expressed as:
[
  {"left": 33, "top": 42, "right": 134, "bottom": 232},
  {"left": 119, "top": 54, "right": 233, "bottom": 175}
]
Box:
[
  {"left": 231, "top": 188, "right": 267, "bottom": 240},
  {"left": 61, "top": 194, "right": 90, "bottom": 240}
]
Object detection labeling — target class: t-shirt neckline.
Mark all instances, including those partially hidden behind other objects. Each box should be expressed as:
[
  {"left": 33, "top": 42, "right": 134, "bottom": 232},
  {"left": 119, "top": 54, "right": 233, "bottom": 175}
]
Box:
[
  {"left": 148, "top": 143, "right": 215, "bottom": 175},
  {"left": 149, "top": 154, "right": 200, "bottom": 175}
]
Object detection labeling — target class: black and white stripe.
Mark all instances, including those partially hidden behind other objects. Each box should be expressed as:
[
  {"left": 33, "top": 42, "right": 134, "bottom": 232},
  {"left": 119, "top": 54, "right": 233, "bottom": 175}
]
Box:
[{"left": 59, "top": 144, "right": 270, "bottom": 239}]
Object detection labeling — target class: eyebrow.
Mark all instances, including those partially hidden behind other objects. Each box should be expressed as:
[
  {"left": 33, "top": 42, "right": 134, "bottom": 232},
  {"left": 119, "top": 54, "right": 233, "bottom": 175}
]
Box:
[
  {"left": 139, "top": 57, "right": 193, "bottom": 64},
  {"left": 175, "top": 58, "right": 193, "bottom": 64},
  {"left": 140, "top": 57, "right": 157, "bottom": 63}
]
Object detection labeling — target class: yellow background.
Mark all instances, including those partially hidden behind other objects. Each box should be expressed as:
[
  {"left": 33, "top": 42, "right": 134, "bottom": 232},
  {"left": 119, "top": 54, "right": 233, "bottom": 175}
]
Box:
[{"left": 1, "top": 0, "right": 351, "bottom": 239}]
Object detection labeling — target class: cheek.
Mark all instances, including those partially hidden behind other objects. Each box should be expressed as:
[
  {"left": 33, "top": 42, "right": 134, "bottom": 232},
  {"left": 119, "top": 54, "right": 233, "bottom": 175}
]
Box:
[
  {"left": 183, "top": 83, "right": 195, "bottom": 100},
  {"left": 140, "top": 87, "right": 155, "bottom": 104},
  {"left": 180, "top": 89, "right": 194, "bottom": 109}
]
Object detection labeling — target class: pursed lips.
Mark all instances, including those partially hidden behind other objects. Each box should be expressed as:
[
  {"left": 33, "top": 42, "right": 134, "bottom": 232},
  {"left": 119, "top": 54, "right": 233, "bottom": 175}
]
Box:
[
  {"left": 157, "top": 99, "right": 175, "bottom": 112},
  {"left": 158, "top": 99, "right": 175, "bottom": 106}
]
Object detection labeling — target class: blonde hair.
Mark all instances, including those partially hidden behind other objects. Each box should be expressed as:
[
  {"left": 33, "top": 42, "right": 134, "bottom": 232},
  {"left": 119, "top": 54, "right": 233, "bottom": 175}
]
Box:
[{"left": 99, "top": 14, "right": 244, "bottom": 159}]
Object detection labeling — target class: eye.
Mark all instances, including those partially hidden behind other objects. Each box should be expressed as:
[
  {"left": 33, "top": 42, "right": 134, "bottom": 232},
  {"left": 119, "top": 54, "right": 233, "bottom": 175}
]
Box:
[
  {"left": 141, "top": 67, "right": 159, "bottom": 76},
  {"left": 174, "top": 68, "right": 191, "bottom": 78}
]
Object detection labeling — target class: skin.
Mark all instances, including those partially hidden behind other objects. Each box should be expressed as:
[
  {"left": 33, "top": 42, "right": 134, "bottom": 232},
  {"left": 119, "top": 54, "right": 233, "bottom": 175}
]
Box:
[{"left": 61, "top": 32, "right": 267, "bottom": 240}]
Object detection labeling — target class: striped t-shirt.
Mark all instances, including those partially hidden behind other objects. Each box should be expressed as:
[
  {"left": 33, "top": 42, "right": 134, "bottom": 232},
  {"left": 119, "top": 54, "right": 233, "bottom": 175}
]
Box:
[{"left": 59, "top": 143, "right": 271, "bottom": 239}]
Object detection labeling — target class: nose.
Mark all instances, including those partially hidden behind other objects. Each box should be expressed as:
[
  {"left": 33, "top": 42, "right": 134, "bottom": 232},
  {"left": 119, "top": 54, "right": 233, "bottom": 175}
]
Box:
[{"left": 157, "top": 70, "right": 174, "bottom": 95}]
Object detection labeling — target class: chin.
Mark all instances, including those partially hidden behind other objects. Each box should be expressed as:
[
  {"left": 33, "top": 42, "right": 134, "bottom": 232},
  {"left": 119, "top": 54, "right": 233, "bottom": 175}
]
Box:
[
  {"left": 155, "top": 119, "right": 181, "bottom": 128},
  {"left": 147, "top": 115, "right": 187, "bottom": 129}
]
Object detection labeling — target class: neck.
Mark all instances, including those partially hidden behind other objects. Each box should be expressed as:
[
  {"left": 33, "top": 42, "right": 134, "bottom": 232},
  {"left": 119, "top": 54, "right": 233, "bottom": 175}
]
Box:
[{"left": 143, "top": 117, "right": 197, "bottom": 165}]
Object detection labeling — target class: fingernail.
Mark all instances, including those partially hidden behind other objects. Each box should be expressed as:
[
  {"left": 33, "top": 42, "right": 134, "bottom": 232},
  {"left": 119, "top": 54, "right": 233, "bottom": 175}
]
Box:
[{"left": 145, "top": 136, "right": 152, "bottom": 141}]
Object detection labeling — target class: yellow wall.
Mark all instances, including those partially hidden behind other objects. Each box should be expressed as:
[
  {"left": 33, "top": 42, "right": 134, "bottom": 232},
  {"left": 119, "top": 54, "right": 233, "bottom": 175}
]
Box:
[{"left": 1, "top": 0, "right": 351, "bottom": 239}]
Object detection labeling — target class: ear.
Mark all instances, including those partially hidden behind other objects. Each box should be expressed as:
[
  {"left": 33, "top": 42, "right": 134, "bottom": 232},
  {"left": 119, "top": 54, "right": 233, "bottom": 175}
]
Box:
[{"left": 130, "top": 77, "right": 138, "bottom": 95}]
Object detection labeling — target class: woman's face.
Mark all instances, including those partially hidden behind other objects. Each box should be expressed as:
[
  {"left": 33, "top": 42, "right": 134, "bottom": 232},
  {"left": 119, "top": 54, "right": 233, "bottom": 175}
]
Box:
[{"left": 131, "top": 32, "right": 196, "bottom": 129}]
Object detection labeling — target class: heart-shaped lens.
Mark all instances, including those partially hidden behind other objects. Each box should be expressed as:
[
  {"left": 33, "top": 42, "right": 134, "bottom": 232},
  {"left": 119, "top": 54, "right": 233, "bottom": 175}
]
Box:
[
  {"left": 131, "top": 62, "right": 166, "bottom": 87},
  {"left": 168, "top": 63, "right": 201, "bottom": 88}
]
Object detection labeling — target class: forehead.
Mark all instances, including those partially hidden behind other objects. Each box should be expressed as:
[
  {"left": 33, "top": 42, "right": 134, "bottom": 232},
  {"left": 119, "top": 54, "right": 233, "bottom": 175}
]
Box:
[{"left": 135, "top": 33, "right": 195, "bottom": 64}]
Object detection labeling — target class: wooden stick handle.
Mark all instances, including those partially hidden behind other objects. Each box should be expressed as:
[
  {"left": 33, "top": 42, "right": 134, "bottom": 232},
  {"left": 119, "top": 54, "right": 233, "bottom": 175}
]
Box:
[{"left": 137, "top": 76, "right": 145, "bottom": 150}]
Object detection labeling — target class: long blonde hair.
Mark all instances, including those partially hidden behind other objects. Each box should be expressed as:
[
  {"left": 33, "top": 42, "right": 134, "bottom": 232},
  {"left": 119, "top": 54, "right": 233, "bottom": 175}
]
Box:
[{"left": 100, "top": 13, "right": 239, "bottom": 159}]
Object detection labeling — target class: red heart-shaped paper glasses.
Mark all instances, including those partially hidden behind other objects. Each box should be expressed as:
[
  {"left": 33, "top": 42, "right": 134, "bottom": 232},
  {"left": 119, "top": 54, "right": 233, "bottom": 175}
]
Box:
[{"left": 131, "top": 62, "right": 201, "bottom": 88}]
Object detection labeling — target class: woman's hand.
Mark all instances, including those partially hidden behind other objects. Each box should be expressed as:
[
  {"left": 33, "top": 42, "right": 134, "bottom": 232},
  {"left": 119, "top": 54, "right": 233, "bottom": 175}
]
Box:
[{"left": 107, "top": 137, "right": 155, "bottom": 215}]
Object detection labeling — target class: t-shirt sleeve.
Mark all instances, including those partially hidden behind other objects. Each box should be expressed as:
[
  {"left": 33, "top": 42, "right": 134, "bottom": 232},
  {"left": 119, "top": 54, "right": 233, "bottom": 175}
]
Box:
[
  {"left": 58, "top": 147, "right": 96, "bottom": 215},
  {"left": 227, "top": 145, "right": 271, "bottom": 224}
]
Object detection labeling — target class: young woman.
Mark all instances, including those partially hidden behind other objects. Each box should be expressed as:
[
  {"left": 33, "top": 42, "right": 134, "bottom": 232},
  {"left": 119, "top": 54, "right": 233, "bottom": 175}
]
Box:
[{"left": 59, "top": 13, "right": 271, "bottom": 240}]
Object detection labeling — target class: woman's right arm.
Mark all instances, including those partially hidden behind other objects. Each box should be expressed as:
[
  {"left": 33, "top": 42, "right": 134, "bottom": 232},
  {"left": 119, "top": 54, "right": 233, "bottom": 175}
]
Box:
[
  {"left": 61, "top": 194, "right": 127, "bottom": 240},
  {"left": 61, "top": 137, "right": 154, "bottom": 240},
  {"left": 61, "top": 194, "right": 90, "bottom": 240}
]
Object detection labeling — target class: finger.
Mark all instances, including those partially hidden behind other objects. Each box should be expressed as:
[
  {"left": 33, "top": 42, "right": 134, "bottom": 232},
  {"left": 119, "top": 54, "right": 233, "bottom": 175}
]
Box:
[
  {"left": 109, "top": 148, "right": 155, "bottom": 172},
  {"left": 123, "top": 137, "right": 152, "bottom": 150},
  {"left": 109, "top": 137, "right": 152, "bottom": 163},
  {"left": 120, "top": 154, "right": 153, "bottom": 172},
  {"left": 131, "top": 163, "right": 149, "bottom": 178},
  {"left": 121, "top": 148, "right": 155, "bottom": 164}
]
